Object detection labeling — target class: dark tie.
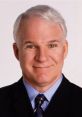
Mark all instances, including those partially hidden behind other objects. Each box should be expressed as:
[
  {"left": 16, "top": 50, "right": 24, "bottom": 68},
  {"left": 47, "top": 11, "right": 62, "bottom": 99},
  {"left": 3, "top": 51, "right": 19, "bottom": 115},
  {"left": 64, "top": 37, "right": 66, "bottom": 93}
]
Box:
[{"left": 34, "top": 94, "right": 46, "bottom": 117}]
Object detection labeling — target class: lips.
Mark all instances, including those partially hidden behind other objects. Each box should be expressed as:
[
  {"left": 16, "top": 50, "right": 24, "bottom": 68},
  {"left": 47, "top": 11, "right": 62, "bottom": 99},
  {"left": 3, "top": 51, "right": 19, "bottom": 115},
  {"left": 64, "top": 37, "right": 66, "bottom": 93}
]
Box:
[{"left": 33, "top": 65, "right": 53, "bottom": 68}]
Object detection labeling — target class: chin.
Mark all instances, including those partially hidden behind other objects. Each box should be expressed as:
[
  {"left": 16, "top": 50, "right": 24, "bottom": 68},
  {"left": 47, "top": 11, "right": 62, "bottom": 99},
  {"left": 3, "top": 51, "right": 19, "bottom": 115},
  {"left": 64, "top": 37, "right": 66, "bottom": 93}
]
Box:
[
  {"left": 35, "top": 81, "right": 49, "bottom": 87},
  {"left": 35, "top": 75, "right": 52, "bottom": 85}
]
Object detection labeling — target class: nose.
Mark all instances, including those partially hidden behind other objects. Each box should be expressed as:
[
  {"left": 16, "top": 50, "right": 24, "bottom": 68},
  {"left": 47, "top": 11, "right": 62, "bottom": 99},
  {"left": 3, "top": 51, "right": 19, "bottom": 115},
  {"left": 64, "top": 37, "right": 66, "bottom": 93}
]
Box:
[{"left": 35, "top": 47, "right": 48, "bottom": 62}]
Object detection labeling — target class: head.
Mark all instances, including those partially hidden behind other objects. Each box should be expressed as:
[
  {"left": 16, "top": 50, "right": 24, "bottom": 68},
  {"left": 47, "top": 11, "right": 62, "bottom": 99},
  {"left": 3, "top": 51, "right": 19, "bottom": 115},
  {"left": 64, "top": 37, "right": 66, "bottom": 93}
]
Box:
[{"left": 13, "top": 5, "right": 68, "bottom": 92}]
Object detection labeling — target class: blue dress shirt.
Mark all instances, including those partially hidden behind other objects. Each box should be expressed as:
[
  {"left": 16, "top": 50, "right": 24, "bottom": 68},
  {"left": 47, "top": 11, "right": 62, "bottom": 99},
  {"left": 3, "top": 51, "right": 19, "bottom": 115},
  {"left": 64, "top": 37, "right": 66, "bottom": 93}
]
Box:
[{"left": 23, "top": 75, "right": 63, "bottom": 111}]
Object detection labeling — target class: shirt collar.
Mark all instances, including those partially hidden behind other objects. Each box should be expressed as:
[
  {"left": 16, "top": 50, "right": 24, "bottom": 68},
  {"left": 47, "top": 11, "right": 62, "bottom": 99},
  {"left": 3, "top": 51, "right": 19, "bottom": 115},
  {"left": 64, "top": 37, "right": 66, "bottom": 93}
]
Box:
[
  {"left": 23, "top": 74, "right": 63, "bottom": 102},
  {"left": 44, "top": 75, "right": 63, "bottom": 101}
]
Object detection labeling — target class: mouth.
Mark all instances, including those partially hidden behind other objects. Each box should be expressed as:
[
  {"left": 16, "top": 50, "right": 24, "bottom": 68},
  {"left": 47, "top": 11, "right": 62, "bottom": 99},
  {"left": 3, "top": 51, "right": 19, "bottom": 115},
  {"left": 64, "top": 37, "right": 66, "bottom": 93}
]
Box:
[{"left": 33, "top": 65, "right": 53, "bottom": 68}]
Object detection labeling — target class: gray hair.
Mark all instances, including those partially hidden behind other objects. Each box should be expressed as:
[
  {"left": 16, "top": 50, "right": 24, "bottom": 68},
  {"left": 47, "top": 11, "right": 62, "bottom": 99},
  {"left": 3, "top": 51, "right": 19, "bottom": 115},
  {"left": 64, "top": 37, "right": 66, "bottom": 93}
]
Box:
[{"left": 13, "top": 5, "right": 67, "bottom": 42}]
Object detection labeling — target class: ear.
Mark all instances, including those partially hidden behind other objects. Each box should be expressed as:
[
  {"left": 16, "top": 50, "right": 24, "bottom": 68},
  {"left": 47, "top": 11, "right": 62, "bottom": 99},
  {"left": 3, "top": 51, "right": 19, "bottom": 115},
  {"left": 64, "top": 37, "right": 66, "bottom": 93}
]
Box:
[
  {"left": 13, "top": 43, "right": 19, "bottom": 60},
  {"left": 63, "top": 40, "right": 68, "bottom": 59}
]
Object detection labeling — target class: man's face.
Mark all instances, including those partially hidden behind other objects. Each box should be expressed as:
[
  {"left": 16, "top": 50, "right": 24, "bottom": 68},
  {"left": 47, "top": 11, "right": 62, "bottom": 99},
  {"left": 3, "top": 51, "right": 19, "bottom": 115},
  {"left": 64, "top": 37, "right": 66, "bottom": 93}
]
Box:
[{"left": 13, "top": 17, "right": 68, "bottom": 91}]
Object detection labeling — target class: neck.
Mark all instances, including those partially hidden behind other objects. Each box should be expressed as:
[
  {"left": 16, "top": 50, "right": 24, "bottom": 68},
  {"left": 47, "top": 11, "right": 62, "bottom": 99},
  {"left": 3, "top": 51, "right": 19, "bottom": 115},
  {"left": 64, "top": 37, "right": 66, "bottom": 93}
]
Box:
[{"left": 23, "top": 75, "right": 62, "bottom": 93}]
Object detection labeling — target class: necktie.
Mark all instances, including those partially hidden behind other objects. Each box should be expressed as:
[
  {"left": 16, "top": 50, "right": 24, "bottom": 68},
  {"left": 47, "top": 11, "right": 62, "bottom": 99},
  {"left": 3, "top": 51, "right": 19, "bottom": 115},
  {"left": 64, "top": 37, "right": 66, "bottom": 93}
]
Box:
[{"left": 34, "top": 94, "right": 46, "bottom": 117}]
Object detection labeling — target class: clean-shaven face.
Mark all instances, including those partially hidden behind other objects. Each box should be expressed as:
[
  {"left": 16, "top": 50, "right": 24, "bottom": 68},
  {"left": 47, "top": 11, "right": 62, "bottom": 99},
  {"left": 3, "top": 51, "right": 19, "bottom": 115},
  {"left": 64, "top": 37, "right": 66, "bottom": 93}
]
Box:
[{"left": 13, "top": 17, "right": 68, "bottom": 91}]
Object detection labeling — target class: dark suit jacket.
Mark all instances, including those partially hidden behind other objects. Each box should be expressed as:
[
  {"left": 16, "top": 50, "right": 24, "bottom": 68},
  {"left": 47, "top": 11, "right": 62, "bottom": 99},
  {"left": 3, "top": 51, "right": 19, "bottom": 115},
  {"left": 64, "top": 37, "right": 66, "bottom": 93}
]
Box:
[{"left": 0, "top": 75, "right": 82, "bottom": 117}]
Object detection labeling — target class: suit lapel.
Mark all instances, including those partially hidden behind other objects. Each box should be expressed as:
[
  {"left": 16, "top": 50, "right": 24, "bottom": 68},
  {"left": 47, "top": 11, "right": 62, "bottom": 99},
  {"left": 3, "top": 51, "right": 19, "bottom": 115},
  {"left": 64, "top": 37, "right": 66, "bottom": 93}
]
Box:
[
  {"left": 12, "top": 78, "right": 34, "bottom": 117},
  {"left": 44, "top": 76, "right": 71, "bottom": 116}
]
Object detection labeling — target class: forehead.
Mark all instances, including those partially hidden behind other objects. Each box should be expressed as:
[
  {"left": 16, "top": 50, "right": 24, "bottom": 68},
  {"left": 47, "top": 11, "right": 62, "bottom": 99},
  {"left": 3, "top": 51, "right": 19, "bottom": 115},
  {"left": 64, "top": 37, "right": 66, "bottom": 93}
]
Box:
[{"left": 18, "top": 17, "right": 64, "bottom": 43}]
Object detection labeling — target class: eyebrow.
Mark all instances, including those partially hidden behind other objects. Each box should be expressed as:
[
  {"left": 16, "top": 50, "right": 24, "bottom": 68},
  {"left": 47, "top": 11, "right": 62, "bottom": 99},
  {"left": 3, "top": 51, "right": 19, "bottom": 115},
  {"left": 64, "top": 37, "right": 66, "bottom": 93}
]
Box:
[
  {"left": 23, "top": 41, "right": 33, "bottom": 46},
  {"left": 48, "top": 40, "right": 61, "bottom": 43}
]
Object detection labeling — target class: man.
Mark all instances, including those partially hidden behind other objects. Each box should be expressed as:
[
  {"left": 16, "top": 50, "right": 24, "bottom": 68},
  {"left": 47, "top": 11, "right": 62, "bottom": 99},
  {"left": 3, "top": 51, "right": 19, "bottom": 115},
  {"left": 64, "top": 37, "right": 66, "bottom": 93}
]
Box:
[{"left": 0, "top": 5, "right": 82, "bottom": 117}]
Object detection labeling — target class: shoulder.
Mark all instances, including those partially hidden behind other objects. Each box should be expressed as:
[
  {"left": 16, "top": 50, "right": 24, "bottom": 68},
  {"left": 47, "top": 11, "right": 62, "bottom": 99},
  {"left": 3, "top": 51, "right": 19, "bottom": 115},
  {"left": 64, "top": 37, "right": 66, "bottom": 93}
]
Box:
[
  {"left": 66, "top": 78, "right": 82, "bottom": 95},
  {"left": 69, "top": 81, "right": 82, "bottom": 100},
  {"left": 0, "top": 78, "right": 23, "bottom": 101},
  {"left": 62, "top": 74, "right": 82, "bottom": 102},
  {"left": 67, "top": 80, "right": 82, "bottom": 114},
  {"left": 62, "top": 74, "right": 82, "bottom": 92}
]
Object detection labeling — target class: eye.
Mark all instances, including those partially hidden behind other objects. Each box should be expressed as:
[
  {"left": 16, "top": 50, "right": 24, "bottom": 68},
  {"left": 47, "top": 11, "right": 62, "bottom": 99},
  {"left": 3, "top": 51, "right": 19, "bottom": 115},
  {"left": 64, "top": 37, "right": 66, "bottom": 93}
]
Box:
[
  {"left": 48, "top": 43, "right": 58, "bottom": 48},
  {"left": 25, "top": 44, "right": 35, "bottom": 49}
]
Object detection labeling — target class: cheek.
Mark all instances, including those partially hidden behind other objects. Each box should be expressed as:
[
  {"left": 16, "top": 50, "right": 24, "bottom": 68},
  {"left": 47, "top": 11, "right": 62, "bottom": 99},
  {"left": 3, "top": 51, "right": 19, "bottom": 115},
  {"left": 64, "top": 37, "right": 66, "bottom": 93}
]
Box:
[
  {"left": 50, "top": 49, "right": 65, "bottom": 63},
  {"left": 19, "top": 51, "right": 35, "bottom": 65},
  {"left": 57, "top": 51, "right": 65, "bottom": 65}
]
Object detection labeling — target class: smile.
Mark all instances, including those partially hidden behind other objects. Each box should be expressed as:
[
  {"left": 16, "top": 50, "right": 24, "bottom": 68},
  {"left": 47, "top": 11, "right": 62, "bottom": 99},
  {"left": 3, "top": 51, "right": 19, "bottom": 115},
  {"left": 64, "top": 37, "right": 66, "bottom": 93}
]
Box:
[{"left": 33, "top": 65, "right": 53, "bottom": 68}]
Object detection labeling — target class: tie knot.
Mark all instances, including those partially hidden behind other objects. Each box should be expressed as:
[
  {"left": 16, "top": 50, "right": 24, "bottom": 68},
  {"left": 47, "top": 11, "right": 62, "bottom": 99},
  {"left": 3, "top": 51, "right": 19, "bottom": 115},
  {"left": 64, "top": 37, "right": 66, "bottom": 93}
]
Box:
[{"left": 35, "top": 94, "right": 46, "bottom": 108}]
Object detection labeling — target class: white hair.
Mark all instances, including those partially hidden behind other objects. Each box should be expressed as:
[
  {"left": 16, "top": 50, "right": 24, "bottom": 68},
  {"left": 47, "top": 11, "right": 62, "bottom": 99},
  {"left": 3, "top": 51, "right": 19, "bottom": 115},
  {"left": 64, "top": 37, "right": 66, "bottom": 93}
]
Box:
[{"left": 13, "top": 5, "right": 67, "bottom": 42}]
